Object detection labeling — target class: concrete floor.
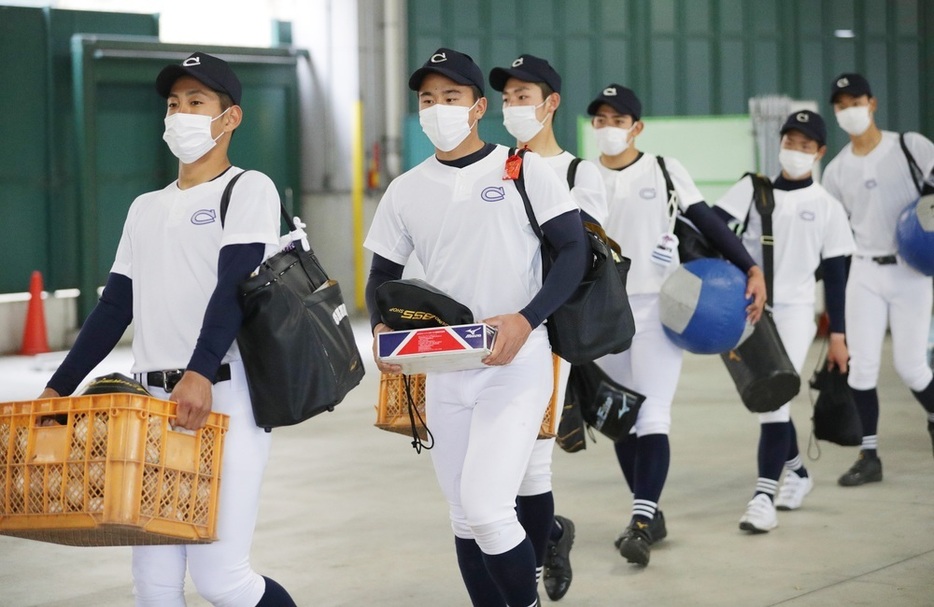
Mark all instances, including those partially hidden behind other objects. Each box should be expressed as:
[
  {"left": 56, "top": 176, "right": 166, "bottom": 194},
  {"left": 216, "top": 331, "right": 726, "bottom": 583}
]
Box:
[{"left": 1, "top": 321, "right": 933, "bottom": 606}]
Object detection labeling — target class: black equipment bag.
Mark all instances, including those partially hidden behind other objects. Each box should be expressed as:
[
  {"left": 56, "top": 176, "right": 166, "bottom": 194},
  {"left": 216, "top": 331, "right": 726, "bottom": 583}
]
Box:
[
  {"left": 221, "top": 171, "right": 365, "bottom": 430},
  {"left": 570, "top": 361, "right": 644, "bottom": 442},
  {"left": 657, "top": 156, "right": 723, "bottom": 262},
  {"left": 810, "top": 363, "right": 862, "bottom": 446},
  {"left": 718, "top": 174, "right": 800, "bottom": 413},
  {"left": 375, "top": 279, "right": 474, "bottom": 330},
  {"left": 511, "top": 148, "right": 635, "bottom": 364}
]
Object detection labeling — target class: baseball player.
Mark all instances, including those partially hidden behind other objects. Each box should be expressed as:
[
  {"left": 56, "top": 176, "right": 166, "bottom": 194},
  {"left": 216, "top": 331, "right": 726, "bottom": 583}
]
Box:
[
  {"left": 38, "top": 53, "right": 296, "bottom": 606},
  {"left": 489, "top": 53, "right": 607, "bottom": 602},
  {"left": 715, "top": 110, "right": 855, "bottom": 532},
  {"left": 822, "top": 73, "right": 934, "bottom": 485},
  {"left": 588, "top": 84, "right": 766, "bottom": 566},
  {"left": 364, "top": 48, "right": 588, "bottom": 607}
]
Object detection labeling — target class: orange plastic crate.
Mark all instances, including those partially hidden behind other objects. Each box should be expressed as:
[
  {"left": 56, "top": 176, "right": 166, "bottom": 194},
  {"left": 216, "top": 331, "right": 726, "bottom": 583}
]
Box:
[
  {"left": 375, "top": 364, "right": 559, "bottom": 440},
  {"left": 0, "top": 394, "right": 228, "bottom": 546}
]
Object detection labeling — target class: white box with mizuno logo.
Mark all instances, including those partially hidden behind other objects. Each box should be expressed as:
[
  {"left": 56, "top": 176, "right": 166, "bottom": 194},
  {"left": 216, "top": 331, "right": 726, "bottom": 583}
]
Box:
[{"left": 378, "top": 323, "right": 497, "bottom": 374}]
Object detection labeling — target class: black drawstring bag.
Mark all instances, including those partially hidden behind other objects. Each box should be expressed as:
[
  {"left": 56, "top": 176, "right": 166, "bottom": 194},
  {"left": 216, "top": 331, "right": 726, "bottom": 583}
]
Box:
[
  {"left": 375, "top": 279, "right": 474, "bottom": 330},
  {"left": 810, "top": 364, "right": 862, "bottom": 446},
  {"left": 221, "top": 171, "right": 365, "bottom": 430}
]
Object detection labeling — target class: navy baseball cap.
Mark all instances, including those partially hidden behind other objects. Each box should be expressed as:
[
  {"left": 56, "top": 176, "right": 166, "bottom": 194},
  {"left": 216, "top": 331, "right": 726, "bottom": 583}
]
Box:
[
  {"left": 408, "top": 48, "right": 485, "bottom": 95},
  {"left": 489, "top": 54, "right": 561, "bottom": 94},
  {"left": 587, "top": 84, "right": 642, "bottom": 120},
  {"left": 829, "top": 73, "right": 872, "bottom": 103},
  {"left": 156, "top": 52, "right": 242, "bottom": 105},
  {"left": 780, "top": 110, "right": 827, "bottom": 146}
]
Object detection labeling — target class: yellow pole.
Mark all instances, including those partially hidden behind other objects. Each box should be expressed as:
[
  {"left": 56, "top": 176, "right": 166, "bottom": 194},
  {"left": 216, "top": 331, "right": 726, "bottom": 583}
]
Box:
[{"left": 352, "top": 100, "right": 366, "bottom": 311}]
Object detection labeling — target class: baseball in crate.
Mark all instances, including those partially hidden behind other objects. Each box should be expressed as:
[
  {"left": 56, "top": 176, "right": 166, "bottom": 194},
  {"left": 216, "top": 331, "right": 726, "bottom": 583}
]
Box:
[{"left": 0, "top": 374, "right": 227, "bottom": 547}]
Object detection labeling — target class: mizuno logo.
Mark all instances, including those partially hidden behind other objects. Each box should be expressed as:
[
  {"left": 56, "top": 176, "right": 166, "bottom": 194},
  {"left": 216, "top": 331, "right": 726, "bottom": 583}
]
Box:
[{"left": 465, "top": 327, "right": 481, "bottom": 337}]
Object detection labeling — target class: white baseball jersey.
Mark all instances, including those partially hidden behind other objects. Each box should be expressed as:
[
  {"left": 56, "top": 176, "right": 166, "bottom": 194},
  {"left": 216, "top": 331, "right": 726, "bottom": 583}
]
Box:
[
  {"left": 364, "top": 145, "right": 577, "bottom": 322},
  {"left": 822, "top": 130, "right": 934, "bottom": 256},
  {"left": 716, "top": 177, "right": 855, "bottom": 306},
  {"left": 596, "top": 153, "right": 705, "bottom": 295},
  {"left": 542, "top": 151, "right": 608, "bottom": 224},
  {"left": 111, "top": 168, "right": 281, "bottom": 373}
]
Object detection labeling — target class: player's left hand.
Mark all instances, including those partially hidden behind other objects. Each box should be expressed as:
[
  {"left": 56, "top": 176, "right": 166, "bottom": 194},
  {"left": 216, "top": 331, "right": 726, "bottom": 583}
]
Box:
[
  {"left": 826, "top": 332, "right": 849, "bottom": 373},
  {"left": 744, "top": 266, "right": 766, "bottom": 324},
  {"left": 481, "top": 313, "right": 532, "bottom": 366},
  {"left": 170, "top": 371, "right": 214, "bottom": 430}
]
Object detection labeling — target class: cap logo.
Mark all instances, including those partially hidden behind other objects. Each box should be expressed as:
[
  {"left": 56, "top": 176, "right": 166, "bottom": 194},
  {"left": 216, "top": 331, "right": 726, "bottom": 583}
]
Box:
[
  {"left": 182, "top": 56, "right": 202, "bottom": 67},
  {"left": 796, "top": 112, "right": 810, "bottom": 123},
  {"left": 511, "top": 57, "right": 524, "bottom": 67},
  {"left": 603, "top": 87, "right": 618, "bottom": 96},
  {"left": 836, "top": 77, "right": 849, "bottom": 88},
  {"left": 430, "top": 52, "right": 447, "bottom": 64}
]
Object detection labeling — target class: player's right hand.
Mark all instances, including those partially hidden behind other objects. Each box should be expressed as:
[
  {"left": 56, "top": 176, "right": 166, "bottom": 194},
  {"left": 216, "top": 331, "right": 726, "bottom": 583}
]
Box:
[
  {"left": 373, "top": 322, "right": 403, "bottom": 374},
  {"left": 744, "top": 266, "right": 766, "bottom": 324}
]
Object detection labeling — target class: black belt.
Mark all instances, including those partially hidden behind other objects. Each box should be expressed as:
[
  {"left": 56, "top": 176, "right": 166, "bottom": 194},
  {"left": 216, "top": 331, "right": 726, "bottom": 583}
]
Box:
[
  {"left": 871, "top": 255, "right": 897, "bottom": 265},
  {"left": 139, "top": 363, "right": 231, "bottom": 392}
]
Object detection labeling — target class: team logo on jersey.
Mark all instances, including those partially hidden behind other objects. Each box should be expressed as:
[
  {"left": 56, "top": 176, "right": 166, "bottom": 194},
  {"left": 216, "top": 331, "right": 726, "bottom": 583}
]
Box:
[
  {"left": 183, "top": 56, "right": 201, "bottom": 67},
  {"left": 799, "top": 210, "right": 816, "bottom": 221},
  {"left": 603, "top": 86, "right": 618, "bottom": 97},
  {"left": 865, "top": 179, "right": 877, "bottom": 189},
  {"left": 639, "top": 187, "right": 656, "bottom": 199},
  {"left": 191, "top": 209, "right": 217, "bottom": 225},
  {"left": 511, "top": 57, "right": 524, "bottom": 67},
  {"left": 430, "top": 52, "right": 447, "bottom": 63},
  {"left": 481, "top": 186, "right": 506, "bottom": 202}
]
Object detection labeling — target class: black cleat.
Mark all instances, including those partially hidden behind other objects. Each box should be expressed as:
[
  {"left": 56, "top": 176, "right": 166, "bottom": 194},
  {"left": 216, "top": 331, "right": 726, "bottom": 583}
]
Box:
[
  {"left": 543, "top": 515, "right": 575, "bottom": 601},
  {"left": 617, "top": 519, "right": 652, "bottom": 566},
  {"left": 838, "top": 453, "right": 883, "bottom": 486},
  {"left": 615, "top": 510, "right": 666, "bottom": 549}
]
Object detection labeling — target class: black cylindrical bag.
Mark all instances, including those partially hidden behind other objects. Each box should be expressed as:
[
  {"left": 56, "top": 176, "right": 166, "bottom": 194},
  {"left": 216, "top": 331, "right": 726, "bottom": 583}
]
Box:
[{"left": 719, "top": 311, "right": 800, "bottom": 413}]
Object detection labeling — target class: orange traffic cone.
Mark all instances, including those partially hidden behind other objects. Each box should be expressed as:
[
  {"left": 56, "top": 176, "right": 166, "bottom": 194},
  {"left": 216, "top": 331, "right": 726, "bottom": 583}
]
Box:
[{"left": 20, "top": 270, "right": 50, "bottom": 355}]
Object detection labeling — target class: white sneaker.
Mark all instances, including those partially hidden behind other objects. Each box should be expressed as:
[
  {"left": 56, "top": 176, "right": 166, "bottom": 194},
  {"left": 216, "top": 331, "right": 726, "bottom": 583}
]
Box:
[
  {"left": 775, "top": 472, "right": 814, "bottom": 511},
  {"left": 739, "top": 494, "right": 778, "bottom": 533}
]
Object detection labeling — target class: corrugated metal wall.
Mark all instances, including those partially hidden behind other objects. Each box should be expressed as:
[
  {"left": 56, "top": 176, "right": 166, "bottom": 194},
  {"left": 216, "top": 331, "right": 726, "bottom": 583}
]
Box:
[{"left": 404, "top": 0, "right": 932, "bottom": 162}]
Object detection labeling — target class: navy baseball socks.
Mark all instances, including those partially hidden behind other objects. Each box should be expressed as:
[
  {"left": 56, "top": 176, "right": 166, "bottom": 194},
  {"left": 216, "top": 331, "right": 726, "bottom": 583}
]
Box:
[
  {"left": 455, "top": 537, "right": 507, "bottom": 607},
  {"left": 256, "top": 576, "right": 296, "bottom": 607},
  {"left": 911, "top": 379, "right": 934, "bottom": 459},
  {"left": 839, "top": 388, "right": 883, "bottom": 486},
  {"left": 516, "top": 492, "right": 554, "bottom": 586},
  {"left": 615, "top": 434, "right": 669, "bottom": 565}
]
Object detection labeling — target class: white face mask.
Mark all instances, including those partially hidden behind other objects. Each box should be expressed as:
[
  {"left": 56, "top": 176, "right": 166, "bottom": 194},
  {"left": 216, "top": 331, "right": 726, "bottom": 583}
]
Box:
[
  {"left": 502, "top": 101, "right": 547, "bottom": 143},
  {"left": 419, "top": 100, "right": 479, "bottom": 152},
  {"left": 593, "top": 125, "right": 631, "bottom": 156},
  {"left": 163, "top": 108, "right": 230, "bottom": 164},
  {"left": 835, "top": 105, "right": 872, "bottom": 136},
  {"left": 778, "top": 148, "right": 817, "bottom": 179}
]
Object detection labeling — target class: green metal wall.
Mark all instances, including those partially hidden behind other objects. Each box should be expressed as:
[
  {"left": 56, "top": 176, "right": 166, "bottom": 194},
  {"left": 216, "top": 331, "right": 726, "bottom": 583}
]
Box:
[
  {"left": 0, "top": 7, "right": 304, "bottom": 321},
  {"left": 405, "top": 0, "right": 933, "bottom": 164}
]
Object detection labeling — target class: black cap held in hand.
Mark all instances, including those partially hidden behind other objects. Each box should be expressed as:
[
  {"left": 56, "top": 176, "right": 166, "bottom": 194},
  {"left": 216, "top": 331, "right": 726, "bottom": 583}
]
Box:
[
  {"left": 156, "top": 52, "right": 242, "bottom": 105},
  {"left": 409, "top": 48, "right": 485, "bottom": 95}
]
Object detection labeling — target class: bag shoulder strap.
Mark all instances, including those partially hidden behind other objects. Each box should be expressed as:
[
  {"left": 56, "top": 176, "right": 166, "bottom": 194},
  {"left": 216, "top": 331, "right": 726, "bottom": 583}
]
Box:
[
  {"left": 509, "top": 147, "right": 546, "bottom": 244},
  {"left": 745, "top": 172, "right": 775, "bottom": 307},
  {"left": 656, "top": 155, "right": 675, "bottom": 197},
  {"left": 566, "top": 157, "right": 583, "bottom": 189},
  {"left": 656, "top": 156, "right": 680, "bottom": 233},
  {"left": 220, "top": 169, "right": 296, "bottom": 233},
  {"left": 899, "top": 132, "right": 925, "bottom": 196}
]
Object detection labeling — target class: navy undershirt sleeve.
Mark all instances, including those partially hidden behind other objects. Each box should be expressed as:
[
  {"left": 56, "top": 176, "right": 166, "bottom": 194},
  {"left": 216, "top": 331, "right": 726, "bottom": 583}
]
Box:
[
  {"left": 683, "top": 202, "right": 757, "bottom": 273},
  {"left": 46, "top": 272, "right": 133, "bottom": 395},
  {"left": 820, "top": 255, "right": 848, "bottom": 334},
  {"left": 520, "top": 210, "right": 589, "bottom": 328},
  {"left": 365, "top": 254, "right": 405, "bottom": 332},
  {"left": 186, "top": 243, "right": 265, "bottom": 381}
]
